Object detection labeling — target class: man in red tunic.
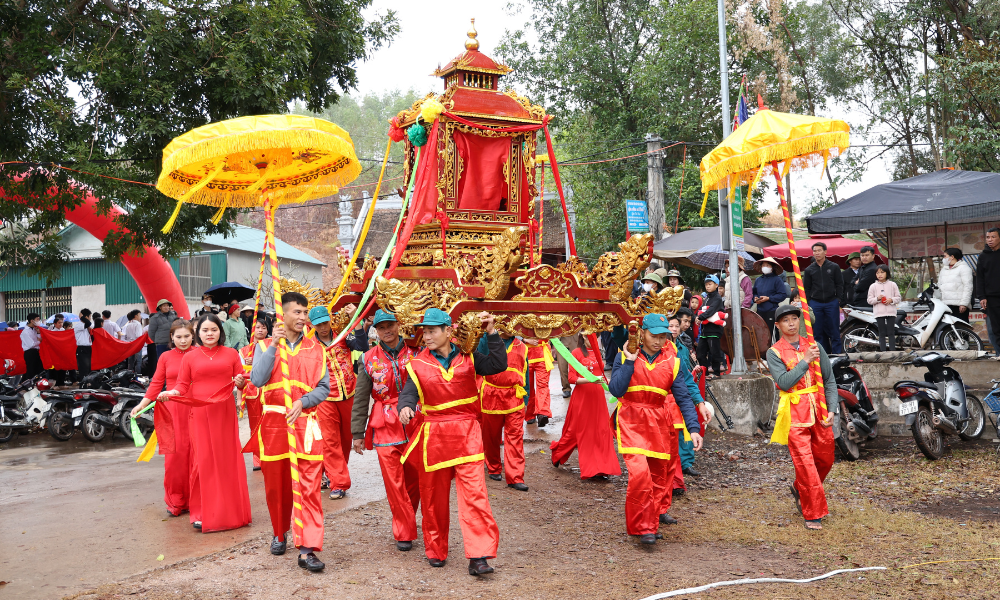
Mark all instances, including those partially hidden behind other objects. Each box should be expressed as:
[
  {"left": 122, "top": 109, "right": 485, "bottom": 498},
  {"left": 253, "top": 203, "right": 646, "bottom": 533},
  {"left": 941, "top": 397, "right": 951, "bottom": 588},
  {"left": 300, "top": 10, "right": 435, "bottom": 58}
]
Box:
[
  {"left": 250, "top": 292, "right": 330, "bottom": 572},
  {"left": 350, "top": 309, "right": 422, "bottom": 551},
  {"left": 767, "top": 304, "right": 838, "bottom": 530},
  {"left": 240, "top": 318, "right": 269, "bottom": 471},
  {"left": 398, "top": 308, "right": 507, "bottom": 576},
  {"left": 480, "top": 332, "right": 529, "bottom": 491},
  {"left": 523, "top": 339, "right": 553, "bottom": 427},
  {"left": 308, "top": 305, "right": 368, "bottom": 500},
  {"left": 607, "top": 313, "right": 702, "bottom": 545}
]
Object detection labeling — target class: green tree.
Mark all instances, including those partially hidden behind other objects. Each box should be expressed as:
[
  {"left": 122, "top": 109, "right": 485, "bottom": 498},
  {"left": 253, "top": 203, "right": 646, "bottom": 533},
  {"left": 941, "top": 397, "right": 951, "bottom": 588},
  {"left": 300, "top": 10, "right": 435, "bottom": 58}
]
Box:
[{"left": 1, "top": 0, "right": 397, "bottom": 284}]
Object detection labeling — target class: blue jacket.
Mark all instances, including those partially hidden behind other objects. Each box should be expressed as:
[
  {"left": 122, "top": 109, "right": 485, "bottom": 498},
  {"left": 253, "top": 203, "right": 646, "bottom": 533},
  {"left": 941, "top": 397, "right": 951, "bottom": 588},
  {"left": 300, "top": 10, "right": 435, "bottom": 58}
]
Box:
[{"left": 752, "top": 273, "right": 788, "bottom": 313}]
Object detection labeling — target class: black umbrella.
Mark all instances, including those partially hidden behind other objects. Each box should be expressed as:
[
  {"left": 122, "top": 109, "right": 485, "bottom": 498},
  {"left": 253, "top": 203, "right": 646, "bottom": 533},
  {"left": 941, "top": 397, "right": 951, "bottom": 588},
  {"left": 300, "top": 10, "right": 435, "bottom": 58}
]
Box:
[{"left": 203, "top": 281, "right": 255, "bottom": 305}]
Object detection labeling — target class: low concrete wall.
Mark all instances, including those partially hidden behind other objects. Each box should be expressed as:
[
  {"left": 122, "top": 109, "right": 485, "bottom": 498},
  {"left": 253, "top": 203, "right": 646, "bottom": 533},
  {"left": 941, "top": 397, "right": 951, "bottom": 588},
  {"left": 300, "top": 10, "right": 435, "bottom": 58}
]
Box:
[
  {"left": 706, "top": 354, "right": 998, "bottom": 438},
  {"left": 853, "top": 357, "right": 999, "bottom": 438}
]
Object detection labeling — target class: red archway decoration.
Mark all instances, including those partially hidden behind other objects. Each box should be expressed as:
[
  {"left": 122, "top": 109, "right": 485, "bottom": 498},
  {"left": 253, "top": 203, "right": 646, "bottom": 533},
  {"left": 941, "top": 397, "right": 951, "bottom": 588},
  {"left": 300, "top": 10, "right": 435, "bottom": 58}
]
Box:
[{"left": 0, "top": 177, "right": 190, "bottom": 319}]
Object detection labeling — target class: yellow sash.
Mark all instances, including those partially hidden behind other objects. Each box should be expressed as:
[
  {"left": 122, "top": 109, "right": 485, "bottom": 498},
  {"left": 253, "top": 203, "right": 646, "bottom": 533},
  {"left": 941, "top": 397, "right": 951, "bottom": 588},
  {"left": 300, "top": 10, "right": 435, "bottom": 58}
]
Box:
[{"left": 770, "top": 385, "right": 819, "bottom": 446}]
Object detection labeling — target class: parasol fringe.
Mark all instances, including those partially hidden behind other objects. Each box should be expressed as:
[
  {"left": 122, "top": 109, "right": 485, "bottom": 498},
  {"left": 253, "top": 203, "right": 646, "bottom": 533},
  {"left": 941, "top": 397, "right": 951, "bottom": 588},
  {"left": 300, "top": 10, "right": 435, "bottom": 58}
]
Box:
[
  {"left": 161, "top": 200, "right": 184, "bottom": 234},
  {"left": 210, "top": 203, "right": 227, "bottom": 224},
  {"left": 155, "top": 178, "right": 339, "bottom": 208},
  {"left": 700, "top": 131, "right": 849, "bottom": 192},
  {"left": 700, "top": 189, "right": 710, "bottom": 218}
]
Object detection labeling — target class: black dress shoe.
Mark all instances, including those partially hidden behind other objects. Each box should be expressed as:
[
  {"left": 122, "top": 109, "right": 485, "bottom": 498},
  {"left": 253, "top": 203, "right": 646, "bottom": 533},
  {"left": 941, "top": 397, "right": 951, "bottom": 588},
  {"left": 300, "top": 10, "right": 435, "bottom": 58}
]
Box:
[
  {"left": 428, "top": 558, "right": 446, "bottom": 567},
  {"left": 192, "top": 521, "right": 202, "bottom": 530},
  {"left": 655, "top": 533, "right": 664, "bottom": 539},
  {"left": 526, "top": 418, "right": 536, "bottom": 424},
  {"left": 252, "top": 466, "right": 262, "bottom": 472},
  {"left": 396, "top": 540, "right": 413, "bottom": 551},
  {"left": 639, "top": 534, "right": 657, "bottom": 545},
  {"left": 508, "top": 482, "right": 529, "bottom": 491},
  {"left": 673, "top": 488, "right": 685, "bottom": 496},
  {"left": 270, "top": 536, "right": 287, "bottom": 555},
  {"left": 468, "top": 558, "right": 495, "bottom": 576},
  {"left": 536, "top": 415, "right": 549, "bottom": 427},
  {"left": 488, "top": 473, "right": 502, "bottom": 481},
  {"left": 682, "top": 466, "right": 701, "bottom": 477},
  {"left": 659, "top": 514, "right": 678, "bottom": 525},
  {"left": 298, "top": 552, "right": 325, "bottom": 572},
  {"left": 561, "top": 389, "right": 571, "bottom": 398}
]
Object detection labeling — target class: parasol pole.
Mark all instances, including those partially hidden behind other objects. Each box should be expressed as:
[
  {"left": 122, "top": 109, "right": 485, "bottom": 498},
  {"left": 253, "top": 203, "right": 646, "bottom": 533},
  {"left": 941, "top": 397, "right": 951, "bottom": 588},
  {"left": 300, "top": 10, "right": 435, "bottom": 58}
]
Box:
[
  {"left": 771, "top": 164, "right": 826, "bottom": 417},
  {"left": 716, "top": 0, "right": 747, "bottom": 374},
  {"left": 264, "top": 197, "right": 307, "bottom": 549}
]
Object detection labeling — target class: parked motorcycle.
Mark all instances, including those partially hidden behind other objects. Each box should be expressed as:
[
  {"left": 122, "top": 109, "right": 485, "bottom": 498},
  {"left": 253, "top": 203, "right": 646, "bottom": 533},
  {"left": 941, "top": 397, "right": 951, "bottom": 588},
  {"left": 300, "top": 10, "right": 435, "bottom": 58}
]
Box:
[
  {"left": 72, "top": 389, "right": 119, "bottom": 442},
  {"left": 830, "top": 355, "right": 879, "bottom": 460},
  {"left": 895, "top": 351, "right": 985, "bottom": 459},
  {"left": 0, "top": 375, "right": 76, "bottom": 442},
  {"left": 841, "top": 283, "right": 983, "bottom": 353},
  {"left": 110, "top": 389, "right": 152, "bottom": 441}
]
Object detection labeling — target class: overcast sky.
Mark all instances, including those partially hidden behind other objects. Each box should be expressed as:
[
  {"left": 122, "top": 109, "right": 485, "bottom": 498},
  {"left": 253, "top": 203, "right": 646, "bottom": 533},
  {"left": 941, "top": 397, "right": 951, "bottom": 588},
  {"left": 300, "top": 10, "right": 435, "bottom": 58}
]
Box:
[{"left": 353, "top": 0, "right": 894, "bottom": 220}]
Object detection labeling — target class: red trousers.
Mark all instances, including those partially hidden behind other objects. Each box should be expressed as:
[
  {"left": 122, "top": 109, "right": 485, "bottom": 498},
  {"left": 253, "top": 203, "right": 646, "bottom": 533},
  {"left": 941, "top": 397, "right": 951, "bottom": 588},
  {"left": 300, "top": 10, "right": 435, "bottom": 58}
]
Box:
[
  {"left": 658, "top": 428, "right": 681, "bottom": 515},
  {"left": 789, "top": 421, "right": 834, "bottom": 521},
  {"left": 376, "top": 443, "right": 421, "bottom": 542},
  {"left": 671, "top": 428, "right": 686, "bottom": 493},
  {"left": 525, "top": 364, "right": 552, "bottom": 419},
  {"left": 318, "top": 399, "right": 352, "bottom": 490},
  {"left": 624, "top": 450, "right": 673, "bottom": 535},
  {"left": 161, "top": 401, "right": 192, "bottom": 515},
  {"left": 481, "top": 408, "right": 525, "bottom": 484},
  {"left": 244, "top": 396, "right": 262, "bottom": 468},
  {"left": 261, "top": 452, "right": 325, "bottom": 550},
  {"left": 418, "top": 460, "right": 500, "bottom": 561}
]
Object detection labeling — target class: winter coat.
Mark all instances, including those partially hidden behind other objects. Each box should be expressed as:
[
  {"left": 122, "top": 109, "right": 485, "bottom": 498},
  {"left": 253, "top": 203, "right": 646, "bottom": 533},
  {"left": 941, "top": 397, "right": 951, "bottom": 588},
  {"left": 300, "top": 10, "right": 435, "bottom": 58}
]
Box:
[
  {"left": 147, "top": 310, "right": 178, "bottom": 345},
  {"left": 935, "top": 260, "right": 973, "bottom": 308},
  {"left": 975, "top": 244, "right": 1000, "bottom": 299},
  {"left": 802, "top": 259, "right": 844, "bottom": 305},
  {"left": 752, "top": 273, "right": 788, "bottom": 313},
  {"left": 867, "top": 280, "right": 902, "bottom": 317},
  {"left": 853, "top": 262, "right": 879, "bottom": 305}
]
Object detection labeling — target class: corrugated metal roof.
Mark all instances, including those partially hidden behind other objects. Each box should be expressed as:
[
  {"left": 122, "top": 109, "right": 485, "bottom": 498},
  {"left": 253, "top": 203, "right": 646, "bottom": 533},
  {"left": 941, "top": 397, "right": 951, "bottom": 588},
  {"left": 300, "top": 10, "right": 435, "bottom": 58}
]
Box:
[{"left": 201, "top": 225, "right": 326, "bottom": 266}]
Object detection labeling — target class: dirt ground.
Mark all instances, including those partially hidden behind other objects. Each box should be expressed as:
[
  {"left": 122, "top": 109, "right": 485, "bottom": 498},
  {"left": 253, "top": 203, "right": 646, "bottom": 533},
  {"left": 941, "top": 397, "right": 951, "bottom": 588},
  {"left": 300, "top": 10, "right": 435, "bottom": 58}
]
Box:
[{"left": 68, "top": 432, "right": 1000, "bottom": 600}]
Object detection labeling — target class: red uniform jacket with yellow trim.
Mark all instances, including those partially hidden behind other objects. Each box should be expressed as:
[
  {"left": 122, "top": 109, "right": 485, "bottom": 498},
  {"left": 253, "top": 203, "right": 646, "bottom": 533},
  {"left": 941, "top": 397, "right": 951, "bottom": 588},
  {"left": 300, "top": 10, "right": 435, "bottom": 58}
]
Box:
[
  {"left": 239, "top": 341, "right": 266, "bottom": 403},
  {"left": 613, "top": 345, "right": 680, "bottom": 459},
  {"left": 480, "top": 338, "right": 528, "bottom": 415},
  {"left": 257, "top": 337, "right": 328, "bottom": 462},
  {"left": 771, "top": 337, "right": 827, "bottom": 427},
  {"left": 525, "top": 340, "right": 554, "bottom": 371},
  {"left": 362, "top": 342, "right": 417, "bottom": 449},
  {"left": 397, "top": 335, "right": 508, "bottom": 472}
]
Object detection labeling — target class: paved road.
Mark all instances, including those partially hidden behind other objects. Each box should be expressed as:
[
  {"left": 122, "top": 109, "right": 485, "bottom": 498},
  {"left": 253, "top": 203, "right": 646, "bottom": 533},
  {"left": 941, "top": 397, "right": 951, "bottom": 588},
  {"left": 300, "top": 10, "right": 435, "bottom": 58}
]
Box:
[{"left": 0, "top": 375, "right": 573, "bottom": 599}]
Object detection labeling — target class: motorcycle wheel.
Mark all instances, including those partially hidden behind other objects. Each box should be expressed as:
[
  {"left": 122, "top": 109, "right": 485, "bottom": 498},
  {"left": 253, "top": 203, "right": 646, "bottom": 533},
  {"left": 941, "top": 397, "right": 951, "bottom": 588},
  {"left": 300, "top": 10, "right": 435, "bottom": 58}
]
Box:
[
  {"left": 0, "top": 426, "right": 15, "bottom": 443},
  {"left": 118, "top": 410, "right": 134, "bottom": 440},
  {"left": 841, "top": 325, "right": 879, "bottom": 353},
  {"left": 937, "top": 326, "right": 984, "bottom": 352},
  {"left": 959, "top": 394, "right": 985, "bottom": 441},
  {"left": 912, "top": 406, "right": 943, "bottom": 460},
  {"left": 47, "top": 411, "right": 75, "bottom": 441},
  {"left": 835, "top": 411, "right": 860, "bottom": 461},
  {"left": 81, "top": 410, "right": 109, "bottom": 442}
]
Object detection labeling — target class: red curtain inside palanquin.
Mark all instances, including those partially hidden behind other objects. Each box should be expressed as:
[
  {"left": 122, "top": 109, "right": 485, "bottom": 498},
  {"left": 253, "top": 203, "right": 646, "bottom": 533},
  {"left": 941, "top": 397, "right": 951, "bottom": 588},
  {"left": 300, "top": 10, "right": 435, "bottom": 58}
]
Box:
[{"left": 453, "top": 131, "right": 514, "bottom": 211}]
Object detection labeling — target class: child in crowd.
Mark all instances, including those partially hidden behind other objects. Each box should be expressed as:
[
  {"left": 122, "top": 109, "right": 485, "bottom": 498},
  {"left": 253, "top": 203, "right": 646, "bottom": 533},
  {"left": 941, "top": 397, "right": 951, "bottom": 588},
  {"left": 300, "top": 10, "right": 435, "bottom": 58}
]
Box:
[{"left": 867, "top": 265, "right": 901, "bottom": 352}]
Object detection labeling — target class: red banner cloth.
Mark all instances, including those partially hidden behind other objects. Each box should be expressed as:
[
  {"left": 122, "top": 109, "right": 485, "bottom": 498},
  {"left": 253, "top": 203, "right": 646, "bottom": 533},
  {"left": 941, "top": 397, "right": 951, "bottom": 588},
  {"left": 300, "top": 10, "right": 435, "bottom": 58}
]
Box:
[
  {"left": 39, "top": 329, "right": 78, "bottom": 370},
  {"left": 157, "top": 392, "right": 229, "bottom": 454},
  {"left": 389, "top": 120, "right": 441, "bottom": 274},
  {"left": 453, "top": 131, "right": 512, "bottom": 211},
  {"left": 91, "top": 328, "right": 150, "bottom": 370},
  {"left": 0, "top": 331, "right": 27, "bottom": 375}
]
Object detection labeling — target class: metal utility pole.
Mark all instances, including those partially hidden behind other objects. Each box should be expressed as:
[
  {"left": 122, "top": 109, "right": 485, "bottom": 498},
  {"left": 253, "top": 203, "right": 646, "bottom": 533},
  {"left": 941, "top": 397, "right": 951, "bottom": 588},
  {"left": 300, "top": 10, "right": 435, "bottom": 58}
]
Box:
[
  {"left": 717, "top": 0, "right": 747, "bottom": 374},
  {"left": 645, "top": 134, "right": 665, "bottom": 241}
]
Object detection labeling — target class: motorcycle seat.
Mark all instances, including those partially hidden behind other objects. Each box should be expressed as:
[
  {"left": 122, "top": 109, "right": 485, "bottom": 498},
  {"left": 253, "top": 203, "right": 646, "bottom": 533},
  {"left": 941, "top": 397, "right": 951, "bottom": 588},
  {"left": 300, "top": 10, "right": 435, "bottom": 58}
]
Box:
[
  {"left": 850, "top": 304, "right": 908, "bottom": 321},
  {"left": 838, "top": 388, "right": 859, "bottom": 407}
]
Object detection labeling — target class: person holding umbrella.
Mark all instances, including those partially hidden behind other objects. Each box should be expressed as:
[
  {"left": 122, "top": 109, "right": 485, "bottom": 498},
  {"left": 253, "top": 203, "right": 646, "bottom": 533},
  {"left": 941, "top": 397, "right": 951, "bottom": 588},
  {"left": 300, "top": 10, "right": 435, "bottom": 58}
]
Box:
[{"left": 752, "top": 257, "right": 787, "bottom": 337}]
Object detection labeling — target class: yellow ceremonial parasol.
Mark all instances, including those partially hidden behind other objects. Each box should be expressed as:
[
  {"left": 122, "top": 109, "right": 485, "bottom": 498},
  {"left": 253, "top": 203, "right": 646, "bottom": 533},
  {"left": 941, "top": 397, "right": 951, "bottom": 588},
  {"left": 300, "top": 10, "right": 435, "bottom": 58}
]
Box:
[
  {"left": 155, "top": 114, "right": 362, "bottom": 549},
  {"left": 698, "top": 108, "right": 850, "bottom": 444}
]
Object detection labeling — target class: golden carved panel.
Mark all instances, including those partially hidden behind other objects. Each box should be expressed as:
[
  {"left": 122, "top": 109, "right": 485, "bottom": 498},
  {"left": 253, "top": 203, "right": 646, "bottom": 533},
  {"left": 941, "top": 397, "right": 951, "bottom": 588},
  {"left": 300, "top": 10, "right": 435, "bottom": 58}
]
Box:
[
  {"left": 512, "top": 264, "right": 578, "bottom": 301},
  {"left": 590, "top": 234, "right": 653, "bottom": 303},
  {"left": 374, "top": 276, "right": 469, "bottom": 326},
  {"left": 475, "top": 226, "right": 526, "bottom": 299}
]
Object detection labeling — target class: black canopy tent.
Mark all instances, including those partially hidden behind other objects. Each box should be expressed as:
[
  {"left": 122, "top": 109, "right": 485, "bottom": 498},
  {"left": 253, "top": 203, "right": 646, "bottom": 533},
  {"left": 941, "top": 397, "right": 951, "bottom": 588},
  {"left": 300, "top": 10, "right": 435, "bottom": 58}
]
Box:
[{"left": 806, "top": 169, "right": 1000, "bottom": 234}]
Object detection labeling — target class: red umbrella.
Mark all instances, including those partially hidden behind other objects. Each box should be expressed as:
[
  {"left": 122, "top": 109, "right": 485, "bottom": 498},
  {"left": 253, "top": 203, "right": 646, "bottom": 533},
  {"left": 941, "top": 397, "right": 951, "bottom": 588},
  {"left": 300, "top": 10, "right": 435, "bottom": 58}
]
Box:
[{"left": 763, "top": 233, "right": 886, "bottom": 270}]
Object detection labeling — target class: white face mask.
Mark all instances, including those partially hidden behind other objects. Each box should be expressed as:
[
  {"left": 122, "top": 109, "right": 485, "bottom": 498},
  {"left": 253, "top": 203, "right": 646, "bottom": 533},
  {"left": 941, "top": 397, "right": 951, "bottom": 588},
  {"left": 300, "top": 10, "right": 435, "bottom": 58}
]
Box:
[
  {"left": 642, "top": 283, "right": 654, "bottom": 292},
  {"left": 203, "top": 300, "right": 212, "bottom": 306},
  {"left": 761, "top": 266, "right": 772, "bottom": 275}
]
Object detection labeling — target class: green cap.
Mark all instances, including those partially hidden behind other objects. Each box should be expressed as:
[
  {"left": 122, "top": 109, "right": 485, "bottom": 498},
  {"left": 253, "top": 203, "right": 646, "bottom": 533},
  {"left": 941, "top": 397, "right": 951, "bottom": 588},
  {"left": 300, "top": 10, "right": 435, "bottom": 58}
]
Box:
[
  {"left": 156, "top": 298, "right": 172, "bottom": 309},
  {"left": 373, "top": 309, "right": 396, "bottom": 325},
  {"left": 847, "top": 251, "right": 861, "bottom": 261},
  {"left": 308, "top": 305, "right": 331, "bottom": 326},
  {"left": 416, "top": 308, "right": 452, "bottom": 327},
  {"left": 641, "top": 273, "right": 663, "bottom": 286},
  {"left": 642, "top": 313, "right": 670, "bottom": 334}
]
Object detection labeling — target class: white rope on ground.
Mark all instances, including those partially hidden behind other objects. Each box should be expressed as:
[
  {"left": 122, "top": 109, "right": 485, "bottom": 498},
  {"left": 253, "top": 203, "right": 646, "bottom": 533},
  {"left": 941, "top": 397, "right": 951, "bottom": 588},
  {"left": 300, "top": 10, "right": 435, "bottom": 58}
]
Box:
[{"left": 636, "top": 566, "right": 887, "bottom": 600}]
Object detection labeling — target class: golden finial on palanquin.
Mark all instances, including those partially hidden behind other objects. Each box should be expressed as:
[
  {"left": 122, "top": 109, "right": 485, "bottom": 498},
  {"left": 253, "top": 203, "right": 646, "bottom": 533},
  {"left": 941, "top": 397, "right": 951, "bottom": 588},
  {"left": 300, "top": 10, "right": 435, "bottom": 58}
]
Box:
[{"left": 465, "top": 19, "right": 479, "bottom": 50}]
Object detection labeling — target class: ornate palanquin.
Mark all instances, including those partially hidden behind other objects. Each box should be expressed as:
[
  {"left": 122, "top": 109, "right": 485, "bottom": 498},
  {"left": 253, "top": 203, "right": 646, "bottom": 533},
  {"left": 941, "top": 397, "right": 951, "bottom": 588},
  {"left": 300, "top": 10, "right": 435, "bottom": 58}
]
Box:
[{"left": 325, "top": 22, "right": 681, "bottom": 351}]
